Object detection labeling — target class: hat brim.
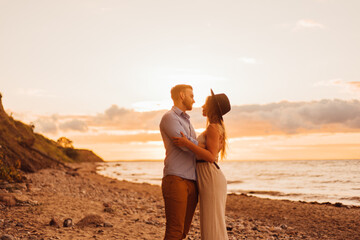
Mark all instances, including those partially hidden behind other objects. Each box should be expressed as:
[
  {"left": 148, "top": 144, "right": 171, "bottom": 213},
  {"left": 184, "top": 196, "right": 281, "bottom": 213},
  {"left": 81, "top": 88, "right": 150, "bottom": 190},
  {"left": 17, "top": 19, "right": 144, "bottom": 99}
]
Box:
[{"left": 210, "top": 88, "right": 223, "bottom": 119}]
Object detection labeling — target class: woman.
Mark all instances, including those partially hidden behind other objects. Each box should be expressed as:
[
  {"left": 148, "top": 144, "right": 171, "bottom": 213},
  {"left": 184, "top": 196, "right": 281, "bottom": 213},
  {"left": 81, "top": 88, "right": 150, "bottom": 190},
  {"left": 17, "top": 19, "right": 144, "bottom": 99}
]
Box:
[{"left": 172, "top": 89, "right": 231, "bottom": 240}]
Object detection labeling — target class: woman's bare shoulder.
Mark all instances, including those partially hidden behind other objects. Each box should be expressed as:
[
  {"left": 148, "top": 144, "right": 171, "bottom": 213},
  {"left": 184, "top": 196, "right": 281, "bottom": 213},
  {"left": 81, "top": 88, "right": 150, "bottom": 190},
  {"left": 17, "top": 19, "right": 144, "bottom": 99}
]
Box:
[
  {"left": 206, "top": 123, "right": 222, "bottom": 134},
  {"left": 207, "top": 123, "right": 222, "bottom": 129}
]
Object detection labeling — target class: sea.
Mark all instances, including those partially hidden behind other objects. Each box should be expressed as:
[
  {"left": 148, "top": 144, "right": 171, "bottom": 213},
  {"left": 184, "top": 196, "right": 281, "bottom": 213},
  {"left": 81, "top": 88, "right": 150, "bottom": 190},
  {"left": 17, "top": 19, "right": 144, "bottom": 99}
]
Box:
[{"left": 96, "top": 159, "right": 360, "bottom": 206}]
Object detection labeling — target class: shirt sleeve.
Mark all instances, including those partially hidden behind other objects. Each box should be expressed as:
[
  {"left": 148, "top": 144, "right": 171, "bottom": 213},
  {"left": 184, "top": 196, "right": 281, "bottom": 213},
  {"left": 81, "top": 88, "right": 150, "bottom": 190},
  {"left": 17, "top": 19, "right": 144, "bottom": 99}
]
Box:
[{"left": 160, "top": 113, "right": 198, "bottom": 152}]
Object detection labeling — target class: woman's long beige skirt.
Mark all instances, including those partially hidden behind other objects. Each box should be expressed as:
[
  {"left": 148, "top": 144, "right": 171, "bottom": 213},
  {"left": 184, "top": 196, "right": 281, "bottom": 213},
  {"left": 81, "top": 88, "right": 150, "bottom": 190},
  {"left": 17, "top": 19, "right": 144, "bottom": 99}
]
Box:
[{"left": 196, "top": 162, "right": 228, "bottom": 240}]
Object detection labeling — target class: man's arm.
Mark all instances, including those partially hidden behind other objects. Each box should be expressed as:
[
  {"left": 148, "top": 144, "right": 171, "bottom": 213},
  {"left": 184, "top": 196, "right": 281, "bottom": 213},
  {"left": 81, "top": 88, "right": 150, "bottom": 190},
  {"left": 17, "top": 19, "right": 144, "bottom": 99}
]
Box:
[
  {"left": 160, "top": 114, "right": 198, "bottom": 151},
  {"left": 172, "top": 124, "right": 219, "bottom": 163}
]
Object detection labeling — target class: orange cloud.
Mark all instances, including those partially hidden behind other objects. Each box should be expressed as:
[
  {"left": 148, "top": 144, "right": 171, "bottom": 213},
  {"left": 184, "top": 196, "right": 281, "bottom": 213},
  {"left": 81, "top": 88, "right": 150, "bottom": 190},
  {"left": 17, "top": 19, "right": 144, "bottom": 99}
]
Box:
[
  {"left": 31, "top": 99, "right": 360, "bottom": 144},
  {"left": 248, "top": 143, "right": 360, "bottom": 161},
  {"left": 25, "top": 101, "right": 360, "bottom": 160},
  {"left": 314, "top": 79, "right": 360, "bottom": 94},
  {"left": 71, "top": 132, "right": 162, "bottom": 144},
  {"left": 347, "top": 81, "right": 360, "bottom": 90}
]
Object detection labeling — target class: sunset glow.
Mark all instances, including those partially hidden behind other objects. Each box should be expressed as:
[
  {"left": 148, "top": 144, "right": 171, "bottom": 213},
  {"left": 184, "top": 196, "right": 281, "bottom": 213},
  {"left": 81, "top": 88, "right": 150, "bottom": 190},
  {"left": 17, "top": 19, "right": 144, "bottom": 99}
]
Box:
[{"left": 2, "top": 0, "right": 360, "bottom": 161}]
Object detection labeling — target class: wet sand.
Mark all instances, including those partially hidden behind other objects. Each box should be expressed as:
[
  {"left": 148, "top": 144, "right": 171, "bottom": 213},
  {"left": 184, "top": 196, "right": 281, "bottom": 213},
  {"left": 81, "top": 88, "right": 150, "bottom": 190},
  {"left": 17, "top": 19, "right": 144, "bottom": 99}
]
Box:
[{"left": 1, "top": 162, "right": 359, "bottom": 239}]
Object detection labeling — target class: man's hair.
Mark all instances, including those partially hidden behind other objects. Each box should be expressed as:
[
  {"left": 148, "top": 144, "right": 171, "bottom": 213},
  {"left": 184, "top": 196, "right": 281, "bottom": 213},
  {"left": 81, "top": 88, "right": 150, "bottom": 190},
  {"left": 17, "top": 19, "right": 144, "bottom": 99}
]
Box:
[{"left": 170, "top": 84, "right": 193, "bottom": 101}]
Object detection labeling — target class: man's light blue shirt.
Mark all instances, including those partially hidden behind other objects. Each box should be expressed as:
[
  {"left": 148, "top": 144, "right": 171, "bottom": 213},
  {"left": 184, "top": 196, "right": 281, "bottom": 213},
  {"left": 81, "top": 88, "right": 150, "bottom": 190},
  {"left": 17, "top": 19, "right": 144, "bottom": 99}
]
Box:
[{"left": 159, "top": 106, "right": 198, "bottom": 181}]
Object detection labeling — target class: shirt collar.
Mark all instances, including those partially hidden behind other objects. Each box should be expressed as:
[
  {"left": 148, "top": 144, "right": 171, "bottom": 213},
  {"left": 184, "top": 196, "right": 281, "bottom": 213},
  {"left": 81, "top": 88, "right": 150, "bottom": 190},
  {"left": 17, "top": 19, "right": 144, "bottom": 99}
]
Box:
[{"left": 172, "top": 106, "right": 190, "bottom": 120}]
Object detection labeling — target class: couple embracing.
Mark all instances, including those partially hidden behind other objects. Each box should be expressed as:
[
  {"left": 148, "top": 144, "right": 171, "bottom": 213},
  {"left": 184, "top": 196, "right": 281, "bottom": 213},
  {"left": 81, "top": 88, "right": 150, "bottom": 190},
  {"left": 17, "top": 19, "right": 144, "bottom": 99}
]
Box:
[{"left": 160, "top": 84, "right": 231, "bottom": 240}]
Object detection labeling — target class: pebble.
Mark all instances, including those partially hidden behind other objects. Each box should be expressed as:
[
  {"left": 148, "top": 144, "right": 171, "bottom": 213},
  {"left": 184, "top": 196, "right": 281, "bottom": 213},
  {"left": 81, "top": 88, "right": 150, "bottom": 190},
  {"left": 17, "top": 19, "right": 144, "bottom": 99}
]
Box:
[
  {"left": 2, "top": 165, "right": 340, "bottom": 240},
  {"left": 103, "top": 202, "right": 111, "bottom": 208},
  {"left": 63, "top": 218, "right": 73, "bottom": 227},
  {"left": 15, "top": 222, "right": 24, "bottom": 227},
  {"left": 103, "top": 222, "right": 113, "bottom": 227},
  {"left": 11, "top": 190, "right": 22, "bottom": 194},
  {"left": 334, "top": 202, "right": 343, "bottom": 207},
  {"left": 49, "top": 237, "right": 60, "bottom": 240},
  {"left": 26, "top": 183, "right": 32, "bottom": 192},
  {"left": 271, "top": 226, "right": 283, "bottom": 232},
  {"left": 226, "top": 226, "right": 233, "bottom": 231},
  {"left": 280, "top": 224, "right": 288, "bottom": 229},
  {"left": 66, "top": 171, "right": 79, "bottom": 177},
  {"left": 77, "top": 214, "right": 105, "bottom": 227},
  {"left": 49, "top": 218, "right": 60, "bottom": 227},
  {"left": 0, "top": 193, "right": 17, "bottom": 206},
  {"left": 104, "top": 207, "right": 115, "bottom": 213},
  {"left": 0, "top": 182, "right": 11, "bottom": 189},
  {"left": 0, "top": 235, "right": 15, "bottom": 240}
]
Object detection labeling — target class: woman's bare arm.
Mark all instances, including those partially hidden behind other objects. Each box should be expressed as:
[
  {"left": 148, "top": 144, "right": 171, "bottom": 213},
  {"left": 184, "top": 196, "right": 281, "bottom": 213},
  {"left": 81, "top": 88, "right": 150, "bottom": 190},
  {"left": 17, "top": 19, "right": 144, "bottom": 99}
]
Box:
[{"left": 172, "top": 124, "right": 219, "bottom": 163}]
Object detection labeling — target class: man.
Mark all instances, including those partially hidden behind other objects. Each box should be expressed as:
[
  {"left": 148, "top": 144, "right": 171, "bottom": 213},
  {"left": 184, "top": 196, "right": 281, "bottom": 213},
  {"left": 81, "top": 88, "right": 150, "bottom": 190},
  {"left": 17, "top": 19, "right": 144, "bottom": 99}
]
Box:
[{"left": 159, "top": 84, "right": 198, "bottom": 239}]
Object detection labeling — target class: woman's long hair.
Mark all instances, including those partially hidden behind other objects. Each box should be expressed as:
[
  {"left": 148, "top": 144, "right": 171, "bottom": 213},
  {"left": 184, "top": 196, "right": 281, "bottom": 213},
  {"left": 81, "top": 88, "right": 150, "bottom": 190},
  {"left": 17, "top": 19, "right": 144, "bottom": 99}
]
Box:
[{"left": 205, "top": 96, "right": 228, "bottom": 160}]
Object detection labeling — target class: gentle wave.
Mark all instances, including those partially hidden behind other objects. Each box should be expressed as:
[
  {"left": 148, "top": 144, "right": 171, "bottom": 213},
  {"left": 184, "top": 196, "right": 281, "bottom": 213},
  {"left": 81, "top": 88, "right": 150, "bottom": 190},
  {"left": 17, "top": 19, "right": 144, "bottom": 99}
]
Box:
[
  {"left": 97, "top": 159, "right": 360, "bottom": 206},
  {"left": 340, "top": 197, "right": 360, "bottom": 202},
  {"left": 246, "top": 190, "right": 303, "bottom": 197},
  {"left": 227, "top": 180, "right": 244, "bottom": 184}
]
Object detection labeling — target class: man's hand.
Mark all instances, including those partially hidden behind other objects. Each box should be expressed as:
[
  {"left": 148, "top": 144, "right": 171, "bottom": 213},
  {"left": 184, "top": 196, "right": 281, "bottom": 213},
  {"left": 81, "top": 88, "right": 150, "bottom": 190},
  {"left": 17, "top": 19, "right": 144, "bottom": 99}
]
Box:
[
  {"left": 172, "top": 132, "right": 190, "bottom": 147},
  {"left": 198, "top": 142, "right": 206, "bottom": 148}
]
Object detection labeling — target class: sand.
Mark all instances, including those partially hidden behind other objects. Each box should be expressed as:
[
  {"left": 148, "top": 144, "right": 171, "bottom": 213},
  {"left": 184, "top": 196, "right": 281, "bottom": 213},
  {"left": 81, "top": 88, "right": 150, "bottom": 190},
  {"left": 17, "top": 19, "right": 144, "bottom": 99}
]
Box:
[{"left": 1, "top": 162, "right": 359, "bottom": 240}]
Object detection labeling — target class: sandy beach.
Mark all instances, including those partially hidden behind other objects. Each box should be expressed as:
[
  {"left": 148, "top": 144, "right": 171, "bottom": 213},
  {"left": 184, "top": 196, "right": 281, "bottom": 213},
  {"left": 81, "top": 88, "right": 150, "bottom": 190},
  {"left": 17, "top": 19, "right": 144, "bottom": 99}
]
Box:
[{"left": 1, "top": 162, "right": 359, "bottom": 240}]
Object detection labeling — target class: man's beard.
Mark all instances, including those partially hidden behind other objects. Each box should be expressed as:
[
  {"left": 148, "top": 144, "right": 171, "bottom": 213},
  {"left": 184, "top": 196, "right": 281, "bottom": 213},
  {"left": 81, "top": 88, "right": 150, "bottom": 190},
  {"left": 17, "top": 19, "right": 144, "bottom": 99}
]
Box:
[{"left": 183, "top": 99, "right": 193, "bottom": 111}]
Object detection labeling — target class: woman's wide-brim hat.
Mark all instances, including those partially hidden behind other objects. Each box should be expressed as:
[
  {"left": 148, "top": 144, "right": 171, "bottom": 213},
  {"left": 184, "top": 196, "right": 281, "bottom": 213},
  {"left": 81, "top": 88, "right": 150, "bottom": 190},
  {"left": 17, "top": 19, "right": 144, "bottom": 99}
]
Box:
[{"left": 210, "top": 89, "right": 231, "bottom": 118}]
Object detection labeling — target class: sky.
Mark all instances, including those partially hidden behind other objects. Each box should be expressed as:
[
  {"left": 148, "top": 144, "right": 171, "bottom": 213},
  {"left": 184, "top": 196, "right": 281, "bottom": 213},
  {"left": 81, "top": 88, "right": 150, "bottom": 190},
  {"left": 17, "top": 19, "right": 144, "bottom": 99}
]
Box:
[{"left": 1, "top": 0, "right": 360, "bottom": 161}]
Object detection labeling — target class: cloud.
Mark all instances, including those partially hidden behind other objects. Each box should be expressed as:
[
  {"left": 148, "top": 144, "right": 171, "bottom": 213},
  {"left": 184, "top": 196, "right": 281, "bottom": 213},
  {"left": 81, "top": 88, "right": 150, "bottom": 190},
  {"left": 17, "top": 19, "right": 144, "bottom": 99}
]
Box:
[
  {"left": 90, "top": 100, "right": 360, "bottom": 137},
  {"left": 59, "top": 119, "right": 88, "bottom": 132},
  {"left": 32, "top": 115, "right": 88, "bottom": 135},
  {"left": 72, "top": 132, "right": 162, "bottom": 144},
  {"left": 314, "top": 79, "right": 360, "bottom": 94},
  {"left": 16, "top": 88, "right": 56, "bottom": 98},
  {"left": 314, "top": 78, "right": 343, "bottom": 87},
  {"left": 293, "top": 19, "right": 325, "bottom": 31},
  {"left": 227, "top": 99, "right": 360, "bottom": 136},
  {"left": 31, "top": 105, "right": 165, "bottom": 136},
  {"left": 347, "top": 81, "right": 360, "bottom": 90},
  {"left": 34, "top": 116, "right": 58, "bottom": 134},
  {"left": 92, "top": 105, "right": 166, "bottom": 130},
  {"left": 31, "top": 99, "right": 360, "bottom": 144}
]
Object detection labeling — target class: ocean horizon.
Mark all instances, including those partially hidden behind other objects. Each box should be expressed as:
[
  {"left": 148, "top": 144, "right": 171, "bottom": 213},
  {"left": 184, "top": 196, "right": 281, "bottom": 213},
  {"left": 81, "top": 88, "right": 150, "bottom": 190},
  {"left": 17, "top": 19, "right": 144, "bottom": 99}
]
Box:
[
  {"left": 97, "top": 159, "right": 360, "bottom": 206},
  {"left": 102, "top": 158, "right": 360, "bottom": 162}
]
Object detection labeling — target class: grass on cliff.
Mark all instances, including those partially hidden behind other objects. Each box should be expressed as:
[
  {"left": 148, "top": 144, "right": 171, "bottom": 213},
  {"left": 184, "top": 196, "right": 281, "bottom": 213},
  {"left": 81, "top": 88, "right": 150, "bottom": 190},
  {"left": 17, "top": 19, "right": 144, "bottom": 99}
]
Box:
[
  {"left": 0, "top": 116, "right": 74, "bottom": 182},
  {"left": 32, "top": 133, "right": 75, "bottom": 163},
  {"left": 0, "top": 158, "right": 22, "bottom": 182},
  {"left": 5, "top": 116, "right": 75, "bottom": 163}
]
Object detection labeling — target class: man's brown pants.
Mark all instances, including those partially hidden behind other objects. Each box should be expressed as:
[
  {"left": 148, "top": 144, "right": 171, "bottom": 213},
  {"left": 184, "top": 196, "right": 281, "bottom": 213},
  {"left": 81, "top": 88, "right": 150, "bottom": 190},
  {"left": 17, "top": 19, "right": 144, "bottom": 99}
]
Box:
[{"left": 162, "top": 175, "right": 198, "bottom": 240}]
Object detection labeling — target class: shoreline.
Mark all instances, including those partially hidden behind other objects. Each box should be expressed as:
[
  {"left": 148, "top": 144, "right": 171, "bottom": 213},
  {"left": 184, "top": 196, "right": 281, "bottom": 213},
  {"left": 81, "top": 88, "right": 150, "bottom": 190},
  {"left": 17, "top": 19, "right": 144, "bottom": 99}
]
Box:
[
  {"left": 97, "top": 170, "right": 360, "bottom": 209},
  {"left": 1, "top": 162, "right": 359, "bottom": 239},
  {"left": 97, "top": 160, "right": 360, "bottom": 207}
]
